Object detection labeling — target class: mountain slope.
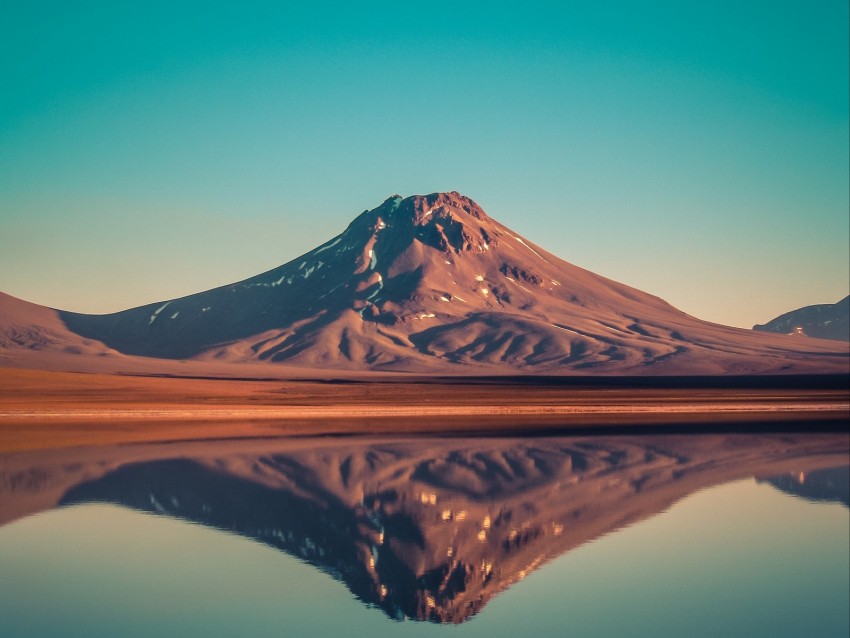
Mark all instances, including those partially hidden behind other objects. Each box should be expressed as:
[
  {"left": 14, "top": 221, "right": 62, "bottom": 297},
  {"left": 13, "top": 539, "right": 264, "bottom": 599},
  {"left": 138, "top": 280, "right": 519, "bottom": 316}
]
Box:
[
  {"left": 0, "top": 292, "right": 114, "bottom": 356},
  {"left": 3, "top": 192, "right": 849, "bottom": 374},
  {"left": 753, "top": 296, "right": 849, "bottom": 342}
]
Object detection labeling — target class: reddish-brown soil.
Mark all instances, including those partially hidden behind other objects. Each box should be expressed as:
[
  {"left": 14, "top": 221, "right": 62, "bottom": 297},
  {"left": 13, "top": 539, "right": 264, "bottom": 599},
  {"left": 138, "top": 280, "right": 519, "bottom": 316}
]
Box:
[{"left": 1, "top": 366, "right": 846, "bottom": 452}]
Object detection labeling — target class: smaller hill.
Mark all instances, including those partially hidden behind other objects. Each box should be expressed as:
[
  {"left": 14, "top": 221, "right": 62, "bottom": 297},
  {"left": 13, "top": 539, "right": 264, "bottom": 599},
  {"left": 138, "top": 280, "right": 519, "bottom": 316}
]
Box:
[{"left": 753, "top": 296, "right": 849, "bottom": 342}]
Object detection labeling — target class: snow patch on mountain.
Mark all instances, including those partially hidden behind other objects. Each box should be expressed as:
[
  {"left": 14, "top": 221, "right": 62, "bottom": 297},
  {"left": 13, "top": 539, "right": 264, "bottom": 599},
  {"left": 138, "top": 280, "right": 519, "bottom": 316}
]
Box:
[{"left": 149, "top": 302, "right": 171, "bottom": 325}]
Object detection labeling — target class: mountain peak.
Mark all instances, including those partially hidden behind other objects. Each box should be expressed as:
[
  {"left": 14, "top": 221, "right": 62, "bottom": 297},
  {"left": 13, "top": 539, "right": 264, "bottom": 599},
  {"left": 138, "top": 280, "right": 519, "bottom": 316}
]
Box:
[
  {"left": 349, "top": 192, "right": 497, "bottom": 258},
  {"left": 373, "top": 192, "right": 491, "bottom": 226},
  {"left": 409, "top": 191, "right": 490, "bottom": 222}
]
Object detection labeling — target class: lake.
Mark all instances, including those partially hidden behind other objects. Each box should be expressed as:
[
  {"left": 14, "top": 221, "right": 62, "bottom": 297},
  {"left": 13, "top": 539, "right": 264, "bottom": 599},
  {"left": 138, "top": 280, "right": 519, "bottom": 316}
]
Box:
[{"left": 1, "top": 431, "right": 847, "bottom": 637}]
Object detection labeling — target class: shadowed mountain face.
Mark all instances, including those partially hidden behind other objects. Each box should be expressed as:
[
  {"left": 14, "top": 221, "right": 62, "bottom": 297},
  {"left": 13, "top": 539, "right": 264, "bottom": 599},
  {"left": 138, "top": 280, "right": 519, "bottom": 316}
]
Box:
[
  {"left": 753, "top": 296, "right": 849, "bottom": 342},
  {"left": 761, "top": 466, "right": 850, "bottom": 507},
  {"left": 2, "top": 434, "right": 847, "bottom": 623},
  {"left": 2, "top": 192, "right": 848, "bottom": 373}
]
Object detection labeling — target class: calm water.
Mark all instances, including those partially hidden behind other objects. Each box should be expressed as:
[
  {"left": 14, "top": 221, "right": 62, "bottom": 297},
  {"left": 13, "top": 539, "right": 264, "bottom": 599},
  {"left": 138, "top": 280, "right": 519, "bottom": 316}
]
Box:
[{"left": 0, "top": 432, "right": 847, "bottom": 637}]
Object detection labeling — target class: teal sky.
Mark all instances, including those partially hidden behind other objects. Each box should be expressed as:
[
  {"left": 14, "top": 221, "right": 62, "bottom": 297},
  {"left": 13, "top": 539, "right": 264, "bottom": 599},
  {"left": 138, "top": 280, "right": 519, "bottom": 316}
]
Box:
[{"left": 1, "top": 1, "right": 847, "bottom": 328}]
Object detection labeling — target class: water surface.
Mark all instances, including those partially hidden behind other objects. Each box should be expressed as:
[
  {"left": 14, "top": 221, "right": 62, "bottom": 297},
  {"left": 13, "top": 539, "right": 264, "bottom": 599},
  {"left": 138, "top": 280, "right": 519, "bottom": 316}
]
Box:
[{"left": 0, "top": 432, "right": 847, "bottom": 637}]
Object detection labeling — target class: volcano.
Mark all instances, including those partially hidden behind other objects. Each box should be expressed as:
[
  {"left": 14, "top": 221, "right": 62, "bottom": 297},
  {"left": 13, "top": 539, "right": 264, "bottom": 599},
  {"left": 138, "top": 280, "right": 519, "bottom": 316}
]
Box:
[{"left": 2, "top": 192, "right": 848, "bottom": 374}]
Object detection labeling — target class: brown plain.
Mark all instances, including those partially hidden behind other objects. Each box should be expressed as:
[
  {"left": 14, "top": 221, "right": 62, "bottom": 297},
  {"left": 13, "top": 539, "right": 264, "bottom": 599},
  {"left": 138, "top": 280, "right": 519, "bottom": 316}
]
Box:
[{"left": 1, "top": 366, "right": 847, "bottom": 452}]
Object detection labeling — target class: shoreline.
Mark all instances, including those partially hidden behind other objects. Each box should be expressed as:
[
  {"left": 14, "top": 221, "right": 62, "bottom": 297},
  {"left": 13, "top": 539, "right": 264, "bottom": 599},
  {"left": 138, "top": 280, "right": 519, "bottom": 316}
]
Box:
[{"left": 1, "top": 366, "right": 847, "bottom": 452}]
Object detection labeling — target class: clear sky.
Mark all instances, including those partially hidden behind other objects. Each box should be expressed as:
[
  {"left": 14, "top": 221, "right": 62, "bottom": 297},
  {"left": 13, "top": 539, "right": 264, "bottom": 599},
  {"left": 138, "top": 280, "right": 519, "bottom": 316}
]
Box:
[{"left": 1, "top": 1, "right": 847, "bottom": 328}]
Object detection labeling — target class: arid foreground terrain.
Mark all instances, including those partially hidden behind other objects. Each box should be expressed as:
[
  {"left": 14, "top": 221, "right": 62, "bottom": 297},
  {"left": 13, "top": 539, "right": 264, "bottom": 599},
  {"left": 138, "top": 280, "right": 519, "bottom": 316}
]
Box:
[{"left": 0, "top": 366, "right": 846, "bottom": 452}]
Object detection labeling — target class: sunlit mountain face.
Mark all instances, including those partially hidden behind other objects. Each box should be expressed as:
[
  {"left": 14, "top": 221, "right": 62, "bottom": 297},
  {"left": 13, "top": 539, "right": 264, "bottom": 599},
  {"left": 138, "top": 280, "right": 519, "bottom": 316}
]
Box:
[
  {"left": 2, "top": 192, "right": 847, "bottom": 374},
  {"left": 2, "top": 433, "right": 846, "bottom": 623}
]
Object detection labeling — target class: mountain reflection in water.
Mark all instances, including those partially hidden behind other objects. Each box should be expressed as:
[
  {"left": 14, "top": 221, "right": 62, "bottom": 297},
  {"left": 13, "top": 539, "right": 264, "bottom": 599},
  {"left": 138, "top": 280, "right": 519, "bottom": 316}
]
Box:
[
  {"left": 1, "top": 431, "right": 847, "bottom": 624},
  {"left": 762, "top": 466, "right": 849, "bottom": 507}
]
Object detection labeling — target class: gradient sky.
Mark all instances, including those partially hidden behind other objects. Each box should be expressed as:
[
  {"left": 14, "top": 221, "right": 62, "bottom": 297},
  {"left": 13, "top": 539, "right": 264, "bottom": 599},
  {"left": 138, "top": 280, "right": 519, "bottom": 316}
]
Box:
[{"left": 1, "top": 1, "right": 847, "bottom": 328}]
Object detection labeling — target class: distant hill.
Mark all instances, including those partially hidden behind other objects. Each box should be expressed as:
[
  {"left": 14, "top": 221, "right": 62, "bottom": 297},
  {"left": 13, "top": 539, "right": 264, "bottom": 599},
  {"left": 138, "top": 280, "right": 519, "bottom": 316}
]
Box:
[{"left": 753, "top": 296, "right": 849, "bottom": 342}]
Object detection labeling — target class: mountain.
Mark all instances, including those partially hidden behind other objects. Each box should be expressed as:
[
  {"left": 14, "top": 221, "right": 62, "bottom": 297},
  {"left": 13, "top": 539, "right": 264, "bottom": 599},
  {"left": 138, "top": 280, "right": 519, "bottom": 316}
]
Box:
[
  {"left": 753, "top": 296, "right": 849, "bottom": 342},
  {"left": 2, "top": 434, "right": 847, "bottom": 623},
  {"left": 2, "top": 192, "right": 849, "bottom": 373}
]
